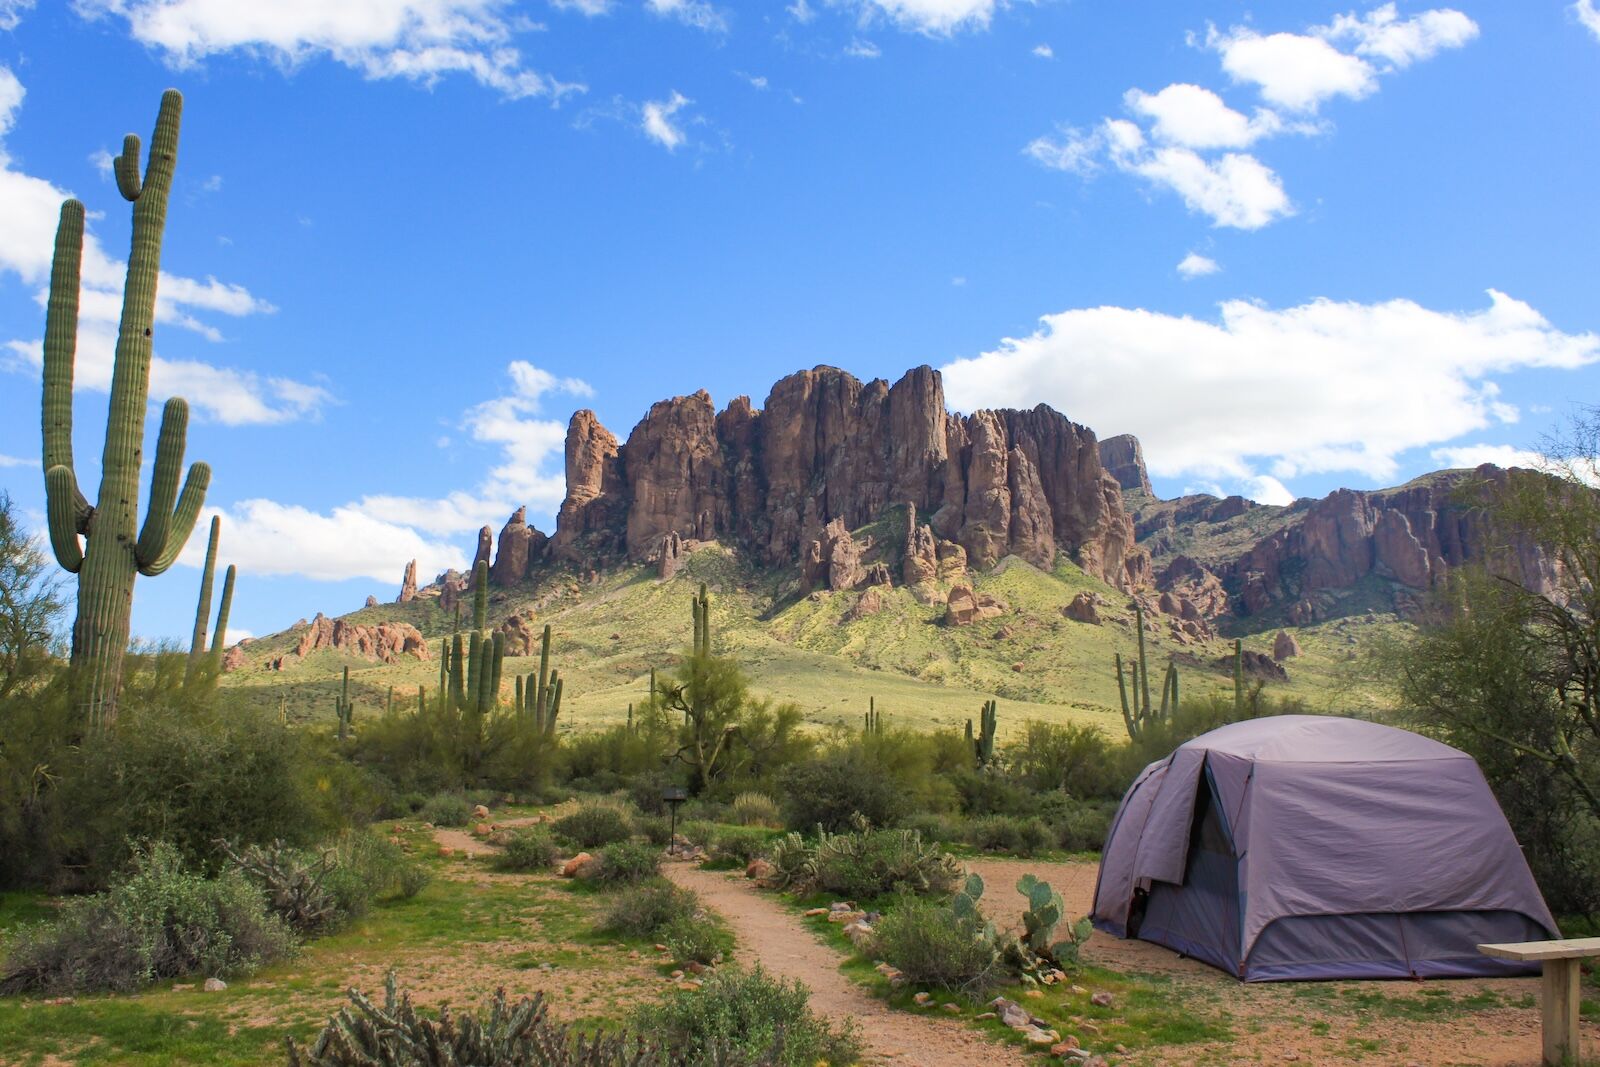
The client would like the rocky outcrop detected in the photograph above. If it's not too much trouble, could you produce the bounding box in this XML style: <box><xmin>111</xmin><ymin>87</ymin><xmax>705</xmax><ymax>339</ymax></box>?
<box><xmin>397</xmin><ymin>560</ymin><xmax>418</xmax><ymax>603</ymax></box>
<box><xmin>551</xmin><ymin>410</ymin><xmax>624</xmax><ymax>562</ymax></box>
<box><xmin>284</xmin><ymin>612</ymin><xmax>430</xmax><ymax>665</ymax></box>
<box><xmin>657</xmin><ymin>531</ymin><xmax>686</xmax><ymax>581</ymax></box>
<box><xmin>849</xmin><ymin>587</ymin><xmax>886</xmax><ymax>620</ymax></box>
<box><xmin>1158</xmin><ymin>556</ymin><xmax>1229</xmax><ymax>619</ymax></box>
<box><xmin>1222</xmin><ymin>648</ymin><xmax>1289</xmax><ymax>682</ymax></box>
<box><xmin>364</xmin><ymin>595</ymin><xmax>378</xmax><ymax>608</ymax></box>
<box><xmin>471</xmin><ymin>526</ymin><xmax>493</xmax><ymax>576</ymax></box>
<box><xmin>1273</xmin><ymin>630</ymin><xmax>1301</xmax><ymax>660</ymax></box>
<box><xmin>1099</xmin><ymin>434</ymin><xmax>1153</xmax><ymax>496</ymax></box>
<box><xmin>802</xmin><ymin>517</ymin><xmax>868</xmax><ymax>593</ymax></box>
<box><xmin>497</xmin><ymin>612</ymin><xmax>539</xmax><ymax>657</ymax></box>
<box><xmin>548</xmin><ymin>365</ymin><xmax>1149</xmax><ymax>592</ymax></box>
<box><xmin>1063</xmin><ymin>591</ymin><xmax>1103</xmax><ymax>624</ymax></box>
<box><xmin>491</xmin><ymin>507</ymin><xmax>547</xmax><ymax>587</ymax></box>
<box><xmin>1220</xmin><ymin>467</ymin><xmax>1560</xmax><ymax>618</ymax></box>
<box><xmin>903</xmin><ymin>503</ymin><xmax>940</xmax><ymax>586</ymax></box>
<box><xmin>944</xmin><ymin>584</ymin><xmax>1008</xmax><ymax>626</ymax></box>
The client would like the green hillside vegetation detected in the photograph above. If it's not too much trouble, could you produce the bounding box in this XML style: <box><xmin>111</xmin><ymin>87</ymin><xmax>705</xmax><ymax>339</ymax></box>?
<box><xmin>220</xmin><ymin>531</ymin><xmax>1402</xmax><ymax>736</ymax></box>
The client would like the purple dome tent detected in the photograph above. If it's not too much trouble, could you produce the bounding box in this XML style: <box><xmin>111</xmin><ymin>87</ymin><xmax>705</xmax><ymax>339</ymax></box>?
<box><xmin>1092</xmin><ymin>715</ymin><xmax>1558</xmax><ymax>981</ymax></box>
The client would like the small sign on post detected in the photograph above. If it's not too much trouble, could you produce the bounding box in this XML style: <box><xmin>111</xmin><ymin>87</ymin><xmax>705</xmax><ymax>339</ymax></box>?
<box><xmin>662</xmin><ymin>786</ymin><xmax>688</xmax><ymax>856</ymax></box>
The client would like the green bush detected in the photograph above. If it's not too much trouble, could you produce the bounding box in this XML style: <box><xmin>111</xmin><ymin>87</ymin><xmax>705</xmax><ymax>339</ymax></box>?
<box><xmin>0</xmin><ymin>841</ymin><xmax>294</xmax><ymax>995</ymax></box>
<box><xmin>493</xmin><ymin>827</ymin><xmax>561</xmax><ymax>872</ymax></box>
<box><xmin>628</xmin><ymin>769</ymin><xmax>680</xmax><ymax>816</ymax></box>
<box><xmin>586</xmin><ymin>841</ymin><xmax>661</xmax><ymax>885</ymax></box>
<box><xmin>599</xmin><ymin>878</ymin><xmax>699</xmax><ymax>940</ymax></box>
<box><xmin>635</xmin><ymin>815</ymin><xmax>672</xmax><ymax>846</ymax></box>
<box><xmin>631</xmin><ymin>965</ymin><xmax>860</xmax><ymax>1067</ymax></box>
<box><xmin>898</xmin><ymin>812</ymin><xmax>962</xmax><ymax>843</ymax></box>
<box><xmin>418</xmin><ymin>793</ymin><xmax>472</xmax><ymax>829</ymax></box>
<box><xmin>662</xmin><ymin>914</ymin><xmax>730</xmax><ymax>965</ymax></box>
<box><xmin>730</xmin><ymin>792</ymin><xmax>781</xmax><ymax>827</ymax></box>
<box><xmin>808</xmin><ymin>824</ymin><xmax>961</xmax><ymax>899</ymax></box>
<box><xmin>222</xmin><ymin>831</ymin><xmax>424</xmax><ymax>936</ymax></box>
<box><xmin>1005</xmin><ymin>721</ymin><xmax>1122</xmax><ymax>799</ymax></box>
<box><xmin>964</xmin><ymin>814</ymin><xmax>1053</xmax><ymax>856</ymax></box>
<box><xmin>1050</xmin><ymin>799</ymin><xmax>1116</xmax><ymax>853</ymax></box>
<box><xmin>709</xmin><ymin>826</ymin><xmax>774</xmax><ymax>866</ymax></box>
<box><xmin>867</xmin><ymin>894</ymin><xmax>1003</xmax><ymax>994</ymax></box>
<box><xmin>552</xmin><ymin>803</ymin><xmax>633</xmax><ymax>848</ymax></box>
<box><xmin>777</xmin><ymin>752</ymin><xmax>904</xmax><ymax>832</ymax></box>
<box><xmin>59</xmin><ymin>689</ymin><xmax>351</xmax><ymax>886</ymax></box>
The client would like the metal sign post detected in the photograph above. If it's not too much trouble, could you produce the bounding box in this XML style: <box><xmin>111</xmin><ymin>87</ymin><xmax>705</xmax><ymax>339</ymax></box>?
<box><xmin>662</xmin><ymin>786</ymin><xmax>688</xmax><ymax>855</ymax></box>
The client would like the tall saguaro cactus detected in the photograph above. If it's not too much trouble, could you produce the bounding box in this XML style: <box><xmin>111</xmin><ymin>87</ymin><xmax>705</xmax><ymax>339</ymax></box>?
<box><xmin>185</xmin><ymin>515</ymin><xmax>235</xmax><ymax>684</ymax></box>
<box><xmin>42</xmin><ymin>90</ymin><xmax>209</xmax><ymax>727</ymax></box>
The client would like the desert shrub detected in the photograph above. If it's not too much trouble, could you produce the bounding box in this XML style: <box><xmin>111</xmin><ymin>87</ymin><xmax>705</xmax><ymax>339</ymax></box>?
<box><xmin>635</xmin><ymin>815</ymin><xmax>673</xmax><ymax>846</ymax></box>
<box><xmin>287</xmin><ymin>972</ymin><xmax>664</xmax><ymax>1066</ymax></box>
<box><xmin>964</xmin><ymin>814</ymin><xmax>1053</xmax><ymax>856</ymax></box>
<box><xmin>599</xmin><ymin>878</ymin><xmax>699</xmax><ymax>940</ymax></box>
<box><xmin>58</xmin><ymin>689</ymin><xmax>349</xmax><ymax>886</ymax></box>
<box><xmin>493</xmin><ymin>827</ymin><xmax>561</xmax><ymax>872</ymax></box>
<box><xmin>681</xmin><ymin>797</ymin><xmax>732</xmax><ymax>824</ymax></box>
<box><xmin>898</xmin><ymin>812</ymin><xmax>962</xmax><ymax>843</ymax></box>
<box><xmin>0</xmin><ymin>841</ymin><xmax>293</xmax><ymax>995</ymax></box>
<box><xmin>553</xmin><ymin>803</ymin><xmax>633</xmax><ymax>848</ymax></box>
<box><xmin>867</xmin><ymin>895</ymin><xmax>1003</xmax><ymax>994</ymax></box>
<box><xmin>418</xmin><ymin>793</ymin><xmax>472</xmax><ymax>828</ymax></box>
<box><xmin>777</xmin><ymin>751</ymin><xmax>903</xmax><ymax>832</ymax></box>
<box><xmin>1005</xmin><ymin>721</ymin><xmax>1121</xmax><ymax>799</ymax></box>
<box><xmin>730</xmin><ymin>792</ymin><xmax>781</xmax><ymax>827</ymax></box>
<box><xmin>560</xmin><ymin>724</ymin><xmax>671</xmax><ymax>789</ymax></box>
<box><xmin>709</xmin><ymin>827</ymin><xmax>774</xmax><ymax>866</ymax></box>
<box><xmin>632</xmin><ymin>965</ymin><xmax>860</xmax><ymax>1067</ymax></box>
<box><xmin>1050</xmin><ymin>799</ymin><xmax>1116</xmax><ymax>853</ymax></box>
<box><xmin>680</xmin><ymin>819</ymin><xmax>717</xmax><ymax>849</ymax></box>
<box><xmin>627</xmin><ymin>769</ymin><xmax>680</xmax><ymax>816</ymax></box>
<box><xmin>586</xmin><ymin>841</ymin><xmax>661</xmax><ymax>885</ymax></box>
<box><xmin>948</xmin><ymin>767</ymin><xmax>1033</xmax><ymax>817</ymax></box>
<box><xmin>662</xmin><ymin>914</ymin><xmax>730</xmax><ymax>966</ymax></box>
<box><xmin>223</xmin><ymin>831</ymin><xmax>424</xmax><ymax>936</ymax></box>
<box><xmin>808</xmin><ymin>823</ymin><xmax>960</xmax><ymax>899</ymax></box>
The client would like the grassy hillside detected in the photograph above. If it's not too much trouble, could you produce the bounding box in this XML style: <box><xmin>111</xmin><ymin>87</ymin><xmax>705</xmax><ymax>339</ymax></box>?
<box><xmin>220</xmin><ymin>538</ymin><xmax>1403</xmax><ymax>739</ymax></box>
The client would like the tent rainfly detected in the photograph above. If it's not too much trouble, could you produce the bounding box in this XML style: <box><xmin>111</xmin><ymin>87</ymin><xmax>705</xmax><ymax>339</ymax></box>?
<box><xmin>1092</xmin><ymin>715</ymin><xmax>1558</xmax><ymax>981</ymax></box>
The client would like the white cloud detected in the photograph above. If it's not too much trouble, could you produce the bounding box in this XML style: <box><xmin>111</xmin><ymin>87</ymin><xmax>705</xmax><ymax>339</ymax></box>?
<box><xmin>0</xmin><ymin>65</ymin><xmax>323</xmax><ymax>425</ymax></box>
<box><xmin>788</xmin><ymin>0</ymin><xmax>815</xmax><ymax>22</ymax></box>
<box><xmin>1576</xmin><ymin>0</ymin><xmax>1600</xmax><ymax>41</ymax></box>
<box><xmin>1100</xmin><ymin>120</ymin><xmax>1291</xmax><ymax>229</ymax></box>
<box><xmin>1207</xmin><ymin>25</ymin><xmax>1376</xmax><ymax>112</ymax></box>
<box><xmin>0</xmin><ymin>452</ymin><xmax>31</xmax><ymax>467</ymax></box>
<box><xmin>1316</xmin><ymin>4</ymin><xmax>1478</xmax><ymax>68</ymax></box>
<box><xmin>73</xmin><ymin>0</ymin><xmax>582</xmax><ymax>101</ymax></box>
<box><xmin>645</xmin><ymin>0</ymin><xmax>727</xmax><ymax>33</ymax></box>
<box><xmin>0</xmin><ymin>0</ymin><xmax>32</xmax><ymax>32</ymax></box>
<box><xmin>1429</xmin><ymin>444</ymin><xmax>1547</xmax><ymax>471</ymax></box>
<box><xmin>1124</xmin><ymin>84</ymin><xmax>1286</xmax><ymax>150</ymax></box>
<box><xmin>1024</xmin><ymin>125</ymin><xmax>1102</xmax><ymax>176</ymax></box>
<box><xmin>641</xmin><ymin>91</ymin><xmax>690</xmax><ymax>150</ymax></box>
<box><xmin>1032</xmin><ymin>43</ymin><xmax>1052</xmax><ymax>59</ymax></box>
<box><xmin>858</xmin><ymin>0</ymin><xmax>994</xmax><ymax>35</ymax></box>
<box><xmin>1243</xmin><ymin>474</ymin><xmax>1295</xmax><ymax>506</ymax></box>
<box><xmin>940</xmin><ymin>291</ymin><xmax>1599</xmax><ymax>494</ymax></box>
<box><xmin>225</xmin><ymin>628</ymin><xmax>253</xmax><ymax>642</ymax></box>
<box><xmin>844</xmin><ymin>37</ymin><xmax>881</xmax><ymax>58</ymax></box>
<box><xmin>181</xmin><ymin>361</ymin><xmax>589</xmax><ymax>583</ymax></box>
<box><xmin>184</xmin><ymin>499</ymin><xmax>468</xmax><ymax>583</ymax></box>
<box><xmin>1176</xmin><ymin>252</ymin><xmax>1220</xmax><ymax>278</ymax></box>
<box><xmin>738</xmin><ymin>71</ymin><xmax>769</xmax><ymax>89</ymax></box>
<box><xmin>550</xmin><ymin>0</ymin><xmax>611</xmax><ymax>13</ymax></box>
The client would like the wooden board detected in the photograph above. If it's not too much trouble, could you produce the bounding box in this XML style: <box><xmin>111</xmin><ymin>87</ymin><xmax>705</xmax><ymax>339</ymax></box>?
<box><xmin>1477</xmin><ymin>937</ymin><xmax>1600</xmax><ymax>962</ymax></box>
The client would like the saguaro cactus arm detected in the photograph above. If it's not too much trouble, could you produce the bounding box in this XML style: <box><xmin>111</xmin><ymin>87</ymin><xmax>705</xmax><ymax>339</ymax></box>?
<box><xmin>187</xmin><ymin>515</ymin><xmax>219</xmax><ymax>678</ymax></box>
<box><xmin>209</xmin><ymin>564</ymin><xmax>235</xmax><ymax>666</ymax></box>
<box><xmin>136</xmin><ymin>398</ymin><xmax>210</xmax><ymax>576</ymax></box>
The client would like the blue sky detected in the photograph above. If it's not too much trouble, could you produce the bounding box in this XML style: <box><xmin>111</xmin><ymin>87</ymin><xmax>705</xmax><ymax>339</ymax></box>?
<box><xmin>0</xmin><ymin>0</ymin><xmax>1596</xmax><ymax>643</ymax></box>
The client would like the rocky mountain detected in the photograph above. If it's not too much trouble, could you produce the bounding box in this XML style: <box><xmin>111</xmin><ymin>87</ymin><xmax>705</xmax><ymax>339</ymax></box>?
<box><xmin>397</xmin><ymin>363</ymin><xmax>1555</xmax><ymax>631</ymax></box>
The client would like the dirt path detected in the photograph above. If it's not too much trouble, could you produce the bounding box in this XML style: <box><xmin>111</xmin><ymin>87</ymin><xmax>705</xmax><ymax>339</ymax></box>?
<box><xmin>665</xmin><ymin>863</ymin><xmax>1028</xmax><ymax>1067</ymax></box>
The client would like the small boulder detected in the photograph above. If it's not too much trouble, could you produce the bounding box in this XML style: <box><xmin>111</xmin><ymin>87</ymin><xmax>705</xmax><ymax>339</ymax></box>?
<box><xmin>745</xmin><ymin>858</ymin><xmax>776</xmax><ymax>882</ymax></box>
<box><xmin>1273</xmin><ymin>629</ymin><xmax>1302</xmax><ymax>660</ymax></box>
<box><xmin>561</xmin><ymin>852</ymin><xmax>595</xmax><ymax>877</ymax></box>
<box><xmin>1090</xmin><ymin>990</ymin><xmax>1114</xmax><ymax>1007</ymax></box>
<box><xmin>1063</xmin><ymin>591</ymin><xmax>1102</xmax><ymax>625</ymax></box>
<box><xmin>204</xmin><ymin>977</ymin><xmax>228</xmax><ymax>992</ymax></box>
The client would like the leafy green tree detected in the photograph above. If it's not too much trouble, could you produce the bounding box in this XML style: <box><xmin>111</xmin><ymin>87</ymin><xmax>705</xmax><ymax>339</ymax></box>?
<box><xmin>0</xmin><ymin>492</ymin><xmax>66</xmax><ymax>700</ymax></box>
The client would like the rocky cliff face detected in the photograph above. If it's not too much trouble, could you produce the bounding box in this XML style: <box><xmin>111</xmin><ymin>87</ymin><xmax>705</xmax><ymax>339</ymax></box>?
<box><xmin>1192</xmin><ymin>466</ymin><xmax>1560</xmax><ymax>621</ymax></box>
<box><xmin>543</xmin><ymin>365</ymin><xmax>1150</xmax><ymax>592</ymax></box>
<box><xmin>1098</xmin><ymin>434</ymin><xmax>1153</xmax><ymax>496</ymax></box>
